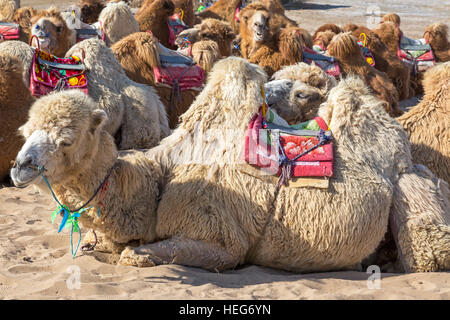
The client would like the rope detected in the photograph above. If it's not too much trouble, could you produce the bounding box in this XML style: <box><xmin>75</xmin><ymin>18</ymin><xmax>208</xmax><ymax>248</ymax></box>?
<box><xmin>39</xmin><ymin>165</ymin><xmax>114</xmax><ymax>258</ymax></box>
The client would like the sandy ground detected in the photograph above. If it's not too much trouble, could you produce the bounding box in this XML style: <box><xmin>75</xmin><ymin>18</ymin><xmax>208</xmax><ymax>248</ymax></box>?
<box><xmin>1</xmin><ymin>1</ymin><xmax>449</xmax><ymax>300</ymax></box>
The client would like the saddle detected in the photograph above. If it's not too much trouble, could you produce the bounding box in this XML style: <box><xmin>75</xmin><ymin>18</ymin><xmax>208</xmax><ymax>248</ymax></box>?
<box><xmin>29</xmin><ymin>36</ymin><xmax>88</xmax><ymax>98</ymax></box>
<box><xmin>75</xmin><ymin>28</ymin><xmax>102</xmax><ymax>43</ymax></box>
<box><xmin>357</xmin><ymin>33</ymin><xmax>375</xmax><ymax>67</ymax></box>
<box><xmin>397</xmin><ymin>32</ymin><xmax>435</xmax><ymax>74</ymax></box>
<box><xmin>243</xmin><ymin>98</ymin><xmax>334</xmax><ymax>183</ymax></box>
<box><xmin>167</xmin><ymin>11</ymin><xmax>189</xmax><ymax>47</ymax></box>
<box><xmin>302</xmin><ymin>46</ymin><xmax>340</xmax><ymax>77</ymax></box>
<box><xmin>0</xmin><ymin>22</ymin><xmax>20</xmax><ymax>41</ymax></box>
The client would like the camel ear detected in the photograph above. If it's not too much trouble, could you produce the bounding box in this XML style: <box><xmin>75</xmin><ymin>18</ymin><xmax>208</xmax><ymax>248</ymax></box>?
<box><xmin>90</xmin><ymin>109</ymin><xmax>107</xmax><ymax>133</ymax></box>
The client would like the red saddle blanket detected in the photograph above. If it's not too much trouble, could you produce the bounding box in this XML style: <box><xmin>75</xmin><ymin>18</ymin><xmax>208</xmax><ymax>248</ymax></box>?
<box><xmin>0</xmin><ymin>22</ymin><xmax>20</xmax><ymax>40</ymax></box>
<box><xmin>30</xmin><ymin>46</ymin><xmax>88</xmax><ymax>98</ymax></box>
<box><xmin>397</xmin><ymin>32</ymin><xmax>435</xmax><ymax>73</ymax></box>
<box><xmin>244</xmin><ymin>108</ymin><xmax>334</xmax><ymax>178</ymax></box>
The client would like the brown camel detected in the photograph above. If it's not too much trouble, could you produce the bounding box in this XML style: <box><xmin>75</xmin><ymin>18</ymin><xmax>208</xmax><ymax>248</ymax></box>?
<box><xmin>12</xmin><ymin>6</ymin><xmax>37</xmax><ymax>43</ymax></box>
<box><xmin>78</xmin><ymin>0</ymin><xmax>106</xmax><ymax>25</ymax></box>
<box><xmin>238</xmin><ymin>3</ymin><xmax>303</xmax><ymax>77</ymax></box>
<box><xmin>135</xmin><ymin>0</ymin><xmax>175</xmax><ymax>48</ymax></box>
<box><xmin>0</xmin><ymin>54</ymin><xmax>35</xmax><ymax>182</ymax></box>
<box><xmin>327</xmin><ymin>32</ymin><xmax>402</xmax><ymax>117</ymax></box>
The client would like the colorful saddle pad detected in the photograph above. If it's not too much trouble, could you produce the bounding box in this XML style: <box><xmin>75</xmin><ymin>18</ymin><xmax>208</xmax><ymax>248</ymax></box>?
<box><xmin>397</xmin><ymin>33</ymin><xmax>435</xmax><ymax>73</ymax></box>
<box><xmin>302</xmin><ymin>46</ymin><xmax>340</xmax><ymax>77</ymax></box>
<box><xmin>30</xmin><ymin>48</ymin><xmax>88</xmax><ymax>98</ymax></box>
<box><xmin>244</xmin><ymin>106</ymin><xmax>334</xmax><ymax>178</ymax></box>
<box><xmin>167</xmin><ymin>12</ymin><xmax>189</xmax><ymax>47</ymax></box>
<box><xmin>0</xmin><ymin>22</ymin><xmax>20</xmax><ymax>40</ymax></box>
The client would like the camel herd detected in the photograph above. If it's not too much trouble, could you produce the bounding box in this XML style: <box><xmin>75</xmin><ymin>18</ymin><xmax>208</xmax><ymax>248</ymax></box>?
<box><xmin>0</xmin><ymin>0</ymin><xmax>449</xmax><ymax>273</ymax></box>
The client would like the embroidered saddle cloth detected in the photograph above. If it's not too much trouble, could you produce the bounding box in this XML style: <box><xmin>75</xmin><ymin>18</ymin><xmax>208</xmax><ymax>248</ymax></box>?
<box><xmin>30</xmin><ymin>47</ymin><xmax>88</xmax><ymax>98</ymax></box>
<box><xmin>244</xmin><ymin>107</ymin><xmax>334</xmax><ymax>178</ymax></box>
<box><xmin>397</xmin><ymin>33</ymin><xmax>435</xmax><ymax>73</ymax></box>
<box><xmin>167</xmin><ymin>12</ymin><xmax>189</xmax><ymax>47</ymax></box>
<box><xmin>154</xmin><ymin>42</ymin><xmax>204</xmax><ymax>91</ymax></box>
<box><xmin>0</xmin><ymin>22</ymin><xmax>20</xmax><ymax>40</ymax></box>
<box><xmin>302</xmin><ymin>46</ymin><xmax>340</xmax><ymax>77</ymax></box>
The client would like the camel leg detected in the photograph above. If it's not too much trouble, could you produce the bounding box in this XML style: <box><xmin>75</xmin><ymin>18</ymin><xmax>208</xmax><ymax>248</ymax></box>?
<box><xmin>119</xmin><ymin>236</ymin><xmax>239</xmax><ymax>272</ymax></box>
<box><xmin>391</xmin><ymin>165</ymin><xmax>450</xmax><ymax>272</ymax></box>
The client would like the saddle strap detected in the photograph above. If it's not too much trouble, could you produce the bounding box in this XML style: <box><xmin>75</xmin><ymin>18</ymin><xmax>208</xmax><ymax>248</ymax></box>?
<box><xmin>37</xmin><ymin>57</ymin><xmax>86</xmax><ymax>71</ymax></box>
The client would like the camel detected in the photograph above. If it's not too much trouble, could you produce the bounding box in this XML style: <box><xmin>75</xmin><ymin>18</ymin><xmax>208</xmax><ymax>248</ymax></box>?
<box><xmin>10</xmin><ymin>90</ymin><xmax>161</xmax><ymax>248</ymax></box>
<box><xmin>312</xmin><ymin>23</ymin><xmax>342</xmax><ymax>42</ymax></box>
<box><xmin>0</xmin><ymin>38</ymin><xmax>170</xmax><ymax>150</ymax></box>
<box><xmin>424</xmin><ymin>23</ymin><xmax>450</xmax><ymax>62</ymax></box>
<box><xmin>196</xmin><ymin>0</ymin><xmax>248</xmax><ymax>32</ymax></box>
<box><xmin>173</xmin><ymin>0</ymin><xmax>195</xmax><ymax>28</ymax></box>
<box><xmin>344</xmin><ymin>24</ymin><xmax>412</xmax><ymax>100</ymax></box>
<box><xmin>29</xmin><ymin>7</ymin><xmax>76</xmax><ymax>57</ymax></box>
<box><xmin>98</xmin><ymin>1</ymin><xmax>140</xmax><ymax>47</ymax></box>
<box><xmin>327</xmin><ymin>32</ymin><xmax>402</xmax><ymax>117</ymax></box>
<box><xmin>238</xmin><ymin>3</ymin><xmax>303</xmax><ymax>77</ymax></box>
<box><xmin>397</xmin><ymin>62</ymin><xmax>450</xmax><ymax>185</ymax></box>
<box><xmin>111</xmin><ymin>31</ymin><xmax>207</xmax><ymax>128</ymax></box>
<box><xmin>381</xmin><ymin>13</ymin><xmax>400</xmax><ymax>27</ymax></box>
<box><xmin>78</xmin><ymin>0</ymin><xmax>106</xmax><ymax>25</ymax></box>
<box><xmin>11</xmin><ymin>57</ymin><xmax>450</xmax><ymax>273</ymax></box>
<box><xmin>13</xmin><ymin>7</ymin><xmax>38</xmax><ymax>43</ymax></box>
<box><xmin>0</xmin><ymin>0</ymin><xmax>19</xmax><ymax>22</ymax></box>
<box><xmin>176</xmin><ymin>18</ymin><xmax>236</xmax><ymax>57</ymax></box>
<box><xmin>0</xmin><ymin>54</ymin><xmax>34</xmax><ymax>182</ymax></box>
<box><xmin>135</xmin><ymin>0</ymin><xmax>175</xmax><ymax>48</ymax></box>
<box><xmin>264</xmin><ymin>62</ymin><xmax>337</xmax><ymax>124</ymax></box>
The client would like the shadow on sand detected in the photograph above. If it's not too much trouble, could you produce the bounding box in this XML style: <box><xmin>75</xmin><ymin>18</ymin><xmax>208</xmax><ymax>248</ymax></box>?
<box><xmin>285</xmin><ymin>2</ymin><xmax>351</xmax><ymax>11</ymax></box>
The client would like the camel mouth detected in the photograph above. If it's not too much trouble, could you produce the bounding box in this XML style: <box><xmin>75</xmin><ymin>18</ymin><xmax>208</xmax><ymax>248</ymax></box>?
<box><xmin>10</xmin><ymin>166</ymin><xmax>40</xmax><ymax>189</ymax></box>
<box><xmin>254</xmin><ymin>32</ymin><xmax>264</xmax><ymax>41</ymax></box>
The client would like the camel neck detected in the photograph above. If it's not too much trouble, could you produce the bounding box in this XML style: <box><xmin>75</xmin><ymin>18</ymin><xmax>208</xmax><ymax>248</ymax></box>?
<box><xmin>53</xmin><ymin>131</ymin><xmax>118</xmax><ymax>210</ymax></box>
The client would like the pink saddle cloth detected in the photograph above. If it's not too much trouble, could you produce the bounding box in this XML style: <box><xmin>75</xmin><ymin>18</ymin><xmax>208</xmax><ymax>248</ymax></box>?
<box><xmin>0</xmin><ymin>22</ymin><xmax>20</xmax><ymax>40</ymax></box>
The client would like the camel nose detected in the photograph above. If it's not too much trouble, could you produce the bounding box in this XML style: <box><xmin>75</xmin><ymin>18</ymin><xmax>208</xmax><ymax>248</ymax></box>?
<box><xmin>17</xmin><ymin>155</ymin><xmax>36</xmax><ymax>170</ymax></box>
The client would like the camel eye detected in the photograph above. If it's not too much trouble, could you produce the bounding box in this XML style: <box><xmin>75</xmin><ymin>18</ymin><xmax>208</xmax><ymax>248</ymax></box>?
<box><xmin>60</xmin><ymin>141</ymin><xmax>72</xmax><ymax>148</ymax></box>
<box><xmin>296</xmin><ymin>93</ymin><xmax>306</xmax><ymax>99</ymax></box>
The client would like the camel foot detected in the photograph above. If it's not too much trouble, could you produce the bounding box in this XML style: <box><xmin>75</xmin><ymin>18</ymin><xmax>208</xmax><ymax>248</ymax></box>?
<box><xmin>119</xmin><ymin>246</ymin><xmax>158</xmax><ymax>267</ymax></box>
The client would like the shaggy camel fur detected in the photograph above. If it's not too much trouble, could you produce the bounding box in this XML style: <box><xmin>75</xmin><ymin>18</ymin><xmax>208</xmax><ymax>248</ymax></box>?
<box><xmin>135</xmin><ymin>0</ymin><xmax>175</xmax><ymax>48</ymax></box>
<box><xmin>197</xmin><ymin>0</ymin><xmax>247</xmax><ymax>32</ymax></box>
<box><xmin>312</xmin><ymin>23</ymin><xmax>342</xmax><ymax>42</ymax></box>
<box><xmin>11</xmin><ymin>90</ymin><xmax>161</xmax><ymax>247</ymax></box>
<box><xmin>264</xmin><ymin>62</ymin><xmax>337</xmax><ymax>124</ymax></box>
<box><xmin>238</xmin><ymin>4</ymin><xmax>303</xmax><ymax>77</ymax></box>
<box><xmin>183</xmin><ymin>18</ymin><xmax>236</xmax><ymax>57</ymax></box>
<box><xmin>397</xmin><ymin>62</ymin><xmax>450</xmax><ymax>185</ymax></box>
<box><xmin>312</xmin><ymin>29</ymin><xmax>337</xmax><ymax>49</ymax></box>
<box><xmin>12</xmin><ymin>6</ymin><xmax>36</xmax><ymax>43</ymax></box>
<box><xmin>0</xmin><ymin>38</ymin><xmax>170</xmax><ymax>149</ymax></box>
<box><xmin>327</xmin><ymin>32</ymin><xmax>402</xmax><ymax>117</ymax></box>
<box><xmin>98</xmin><ymin>1</ymin><xmax>140</xmax><ymax>47</ymax></box>
<box><xmin>0</xmin><ymin>54</ymin><xmax>34</xmax><ymax>182</ymax></box>
<box><xmin>173</xmin><ymin>0</ymin><xmax>195</xmax><ymax>28</ymax></box>
<box><xmin>111</xmin><ymin>31</ymin><xmax>206</xmax><ymax>128</ymax></box>
<box><xmin>0</xmin><ymin>0</ymin><xmax>19</xmax><ymax>22</ymax></box>
<box><xmin>344</xmin><ymin>24</ymin><xmax>412</xmax><ymax>100</ymax></box>
<box><xmin>424</xmin><ymin>23</ymin><xmax>450</xmax><ymax>62</ymax></box>
<box><xmin>115</xmin><ymin>58</ymin><xmax>449</xmax><ymax>272</ymax></box>
<box><xmin>29</xmin><ymin>7</ymin><xmax>76</xmax><ymax>57</ymax></box>
<box><xmin>78</xmin><ymin>0</ymin><xmax>106</xmax><ymax>25</ymax></box>
<box><xmin>374</xmin><ymin>21</ymin><xmax>401</xmax><ymax>57</ymax></box>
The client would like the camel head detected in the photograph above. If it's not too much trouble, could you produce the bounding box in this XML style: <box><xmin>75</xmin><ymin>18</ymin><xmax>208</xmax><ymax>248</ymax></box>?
<box><xmin>78</xmin><ymin>0</ymin><xmax>106</xmax><ymax>24</ymax></box>
<box><xmin>264</xmin><ymin>62</ymin><xmax>337</xmax><ymax>124</ymax></box>
<box><xmin>381</xmin><ymin>13</ymin><xmax>401</xmax><ymax>27</ymax></box>
<box><xmin>424</xmin><ymin>23</ymin><xmax>449</xmax><ymax>51</ymax></box>
<box><xmin>239</xmin><ymin>3</ymin><xmax>271</xmax><ymax>45</ymax></box>
<box><xmin>11</xmin><ymin>90</ymin><xmax>110</xmax><ymax>189</ymax></box>
<box><xmin>327</xmin><ymin>32</ymin><xmax>364</xmax><ymax>63</ymax></box>
<box><xmin>175</xmin><ymin>27</ymin><xmax>200</xmax><ymax>47</ymax></box>
<box><xmin>198</xmin><ymin>18</ymin><xmax>236</xmax><ymax>57</ymax></box>
<box><xmin>30</xmin><ymin>7</ymin><xmax>76</xmax><ymax>57</ymax></box>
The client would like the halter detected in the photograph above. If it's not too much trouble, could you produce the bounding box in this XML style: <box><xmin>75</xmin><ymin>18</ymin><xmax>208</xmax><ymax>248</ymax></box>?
<box><xmin>39</xmin><ymin>165</ymin><xmax>114</xmax><ymax>258</ymax></box>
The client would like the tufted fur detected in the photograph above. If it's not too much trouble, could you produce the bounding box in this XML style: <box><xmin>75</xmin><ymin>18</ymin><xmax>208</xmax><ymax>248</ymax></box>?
<box><xmin>78</xmin><ymin>0</ymin><xmax>106</xmax><ymax>24</ymax></box>
<box><xmin>424</xmin><ymin>23</ymin><xmax>450</xmax><ymax>62</ymax></box>
<box><xmin>0</xmin><ymin>0</ymin><xmax>18</xmax><ymax>22</ymax></box>
<box><xmin>327</xmin><ymin>32</ymin><xmax>402</xmax><ymax>116</ymax></box>
<box><xmin>13</xmin><ymin>6</ymin><xmax>37</xmax><ymax>43</ymax></box>
<box><xmin>397</xmin><ymin>62</ymin><xmax>450</xmax><ymax>185</ymax></box>
<box><xmin>312</xmin><ymin>23</ymin><xmax>342</xmax><ymax>41</ymax></box>
<box><xmin>0</xmin><ymin>54</ymin><xmax>34</xmax><ymax>181</ymax></box>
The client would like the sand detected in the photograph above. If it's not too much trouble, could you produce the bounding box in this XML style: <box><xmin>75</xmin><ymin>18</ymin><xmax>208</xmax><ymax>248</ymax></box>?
<box><xmin>1</xmin><ymin>0</ymin><xmax>449</xmax><ymax>300</ymax></box>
